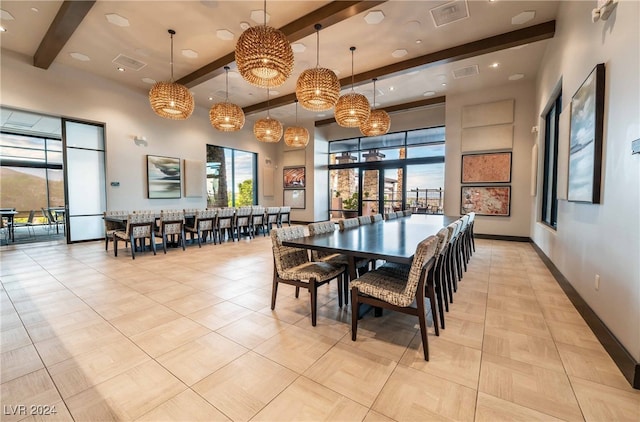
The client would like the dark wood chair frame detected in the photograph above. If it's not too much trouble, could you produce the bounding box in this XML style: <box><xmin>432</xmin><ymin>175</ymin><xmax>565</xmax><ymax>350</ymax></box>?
<box><xmin>114</xmin><ymin>221</ymin><xmax>156</xmax><ymax>259</ymax></box>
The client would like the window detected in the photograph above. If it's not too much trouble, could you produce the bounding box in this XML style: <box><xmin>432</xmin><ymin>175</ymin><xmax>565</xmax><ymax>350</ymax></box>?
<box><xmin>206</xmin><ymin>145</ymin><xmax>257</xmax><ymax>207</ymax></box>
<box><xmin>541</xmin><ymin>92</ymin><xmax>561</xmax><ymax>228</ymax></box>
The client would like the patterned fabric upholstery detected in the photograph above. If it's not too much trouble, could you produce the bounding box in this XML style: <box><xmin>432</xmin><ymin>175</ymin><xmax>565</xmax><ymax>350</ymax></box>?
<box><xmin>217</xmin><ymin>207</ymin><xmax>235</xmax><ymax>229</ymax></box>
<box><xmin>279</xmin><ymin>206</ymin><xmax>291</xmax><ymax>226</ymax></box>
<box><xmin>372</xmin><ymin>214</ymin><xmax>383</xmax><ymax>222</ymax></box>
<box><xmin>358</xmin><ymin>215</ymin><xmax>373</xmax><ymax>225</ymax></box>
<box><xmin>338</xmin><ymin>218</ymin><xmax>359</xmax><ymax>231</ymax></box>
<box><xmin>104</xmin><ymin>210</ymin><xmax>128</xmax><ymax>234</ymax></box>
<box><xmin>385</xmin><ymin>212</ymin><xmax>397</xmax><ymax>221</ymax></box>
<box><xmin>308</xmin><ymin>221</ymin><xmax>338</xmax><ymax>261</ymax></box>
<box><xmin>351</xmin><ymin>235</ymin><xmax>439</xmax><ymax>307</ymax></box>
<box><xmin>160</xmin><ymin>210</ymin><xmax>184</xmax><ymax>235</ymax></box>
<box><xmin>115</xmin><ymin>213</ymin><xmax>155</xmax><ymax>240</ymax></box>
<box><xmin>379</xmin><ymin>227</ymin><xmax>449</xmax><ymax>278</ymax></box>
<box><xmin>235</xmin><ymin>207</ymin><xmax>252</xmax><ymax>226</ymax></box>
<box><xmin>266</xmin><ymin>207</ymin><xmax>280</xmax><ymax>230</ymax></box>
<box><xmin>403</xmin><ymin>209</ymin><xmax>413</xmax><ymax>216</ymax></box>
<box><xmin>251</xmin><ymin>206</ymin><xmax>266</xmax><ymax>236</ymax></box>
<box><xmin>193</xmin><ymin>209</ymin><xmax>216</xmax><ymax>231</ymax></box>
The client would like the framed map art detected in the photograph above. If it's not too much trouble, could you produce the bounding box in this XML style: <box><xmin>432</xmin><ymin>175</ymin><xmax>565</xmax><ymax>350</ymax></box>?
<box><xmin>461</xmin><ymin>152</ymin><xmax>511</xmax><ymax>183</ymax></box>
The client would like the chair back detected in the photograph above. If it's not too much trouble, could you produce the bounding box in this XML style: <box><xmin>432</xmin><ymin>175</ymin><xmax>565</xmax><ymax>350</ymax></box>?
<box><xmin>216</xmin><ymin>207</ymin><xmax>235</xmax><ymax>229</ymax></box>
<box><xmin>395</xmin><ymin>235</ymin><xmax>439</xmax><ymax>307</ymax></box>
<box><xmin>308</xmin><ymin>221</ymin><xmax>336</xmax><ymax>236</ymax></box>
<box><xmin>125</xmin><ymin>213</ymin><xmax>155</xmax><ymax>238</ymax></box>
<box><xmin>251</xmin><ymin>206</ymin><xmax>265</xmax><ymax>225</ymax></box>
<box><xmin>372</xmin><ymin>214</ymin><xmax>383</xmax><ymax>222</ymax></box>
<box><xmin>266</xmin><ymin>207</ymin><xmax>280</xmax><ymax>225</ymax></box>
<box><xmin>104</xmin><ymin>210</ymin><xmax>128</xmax><ymax>231</ymax></box>
<box><xmin>385</xmin><ymin>212</ymin><xmax>397</xmax><ymax>221</ymax></box>
<box><xmin>271</xmin><ymin>226</ymin><xmax>309</xmax><ymax>274</ymax></box>
<box><xmin>235</xmin><ymin>206</ymin><xmax>252</xmax><ymax>225</ymax></box>
<box><xmin>358</xmin><ymin>215</ymin><xmax>373</xmax><ymax>225</ymax></box>
<box><xmin>446</xmin><ymin>222</ymin><xmax>458</xmax><ymax>245</ymax></box>
<box><xmin>195</xmin><ymin>209</ymin><xmax>216</xmax><ymax>231</ymax></box>
<box><xmin>339</xmin><ymin>218</ymin><xmax>359</xmax><ymax>231</ymax></box>
<box><xmin>435</xmin><ymin>227</ymin><xmax>450</xmax><ymax>258</ymax></box>
<box><xmin>279</xmin><ymin>206</ymin><xmax>291</xmax><ymax>225</ymax></box>
<box><xmin>160</xmin><ymin>210</ymin><xmax>184</xmax><ymax>234</ymax></box>
<box><xmin>404</xmin><ymin>209</ymin><xmax>413</xmax><ymax>216</ymax></box>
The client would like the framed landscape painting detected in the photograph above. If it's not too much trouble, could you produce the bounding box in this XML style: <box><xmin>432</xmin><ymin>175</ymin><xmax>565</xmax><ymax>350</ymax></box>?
<box><xmin>461</xmin><ymin>186</ymin><xmax>510</xmax><ymax>216</ymax></box>
<box><xmin>461</xmin><ymin>152</ymin><xmax>512</xmax><ymax>183</ymax></box>
<box><xmin>147</xmin><ymin>155</ymin><xmax>181</xmax><ymax>199</ymax></box>
<box><xmin>567</xmin><ymin>63</ymin><xmax>605</xmax><ymax>203</ymax></box>
<box><xmin>283</xmin><ymin>166</ymin><xmax>306</xmax><ymax>189</ymax></box>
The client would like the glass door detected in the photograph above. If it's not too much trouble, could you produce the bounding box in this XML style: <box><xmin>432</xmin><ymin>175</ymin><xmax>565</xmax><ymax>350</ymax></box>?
<box><xmin>361</xmin><ymin>169</ymin><xmax>379</xmax><ymax>217</ymax></box>
<box><xmin>383</xmin><ymin>167</ymin><xmax>404</xmax><ymax>215</ymax></box>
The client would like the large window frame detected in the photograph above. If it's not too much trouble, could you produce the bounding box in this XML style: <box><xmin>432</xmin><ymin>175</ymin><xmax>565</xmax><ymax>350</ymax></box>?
<box><xmin>541</xmin><ymin>90</ymin><xmax>562</xmax><ymax>229</ymax></box>
<box><xmin>206</xmin><ymin>145</ymin><xmax>257</xmax><ymax>207</ymax></box>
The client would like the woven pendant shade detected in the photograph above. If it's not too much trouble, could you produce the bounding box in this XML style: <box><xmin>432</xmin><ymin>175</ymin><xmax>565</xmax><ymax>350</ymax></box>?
<box><xmin>295</xmin><ymin>24</ymin><xmax>340</xmax><ymax>111</ymax></box>
<box><xmin>360</xmin><ymin>79</ymin><xmax>390</xmax><ymax>136</ymax></box>
<box><xmin>284</xmin><ymin>126</ymin><xmax>309</xmax><ymax>147</ymax></box>
<box><xmin>149</xmin><ymin>30</ymin><xmax>194</xmax><ymax>120</ymax></box>
<box><xmin>210</xmin><ymin>66</ymin><xmax>245</xmax><ymax>131</ymax></box>
<box><xmin>335</xmin><ymin>92</ymin><xmax>370</xmax><ymax>127</ymax></box>
<box><xmin>254</xmin><ymin>117</ymin><xmax>283</xmax><ymax>143</ymax></box>
<box><xmin>235</xmin><ymin>24</ymin><xmax>293</xmax><ymax>88</ymax></box>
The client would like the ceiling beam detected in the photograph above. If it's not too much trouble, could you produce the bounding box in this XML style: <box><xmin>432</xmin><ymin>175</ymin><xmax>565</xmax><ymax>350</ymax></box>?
<box><xmin>177</xmin><ymin>1</ymin><xmax>387</xmax><ymax>88</ymax></box>
<box><xmin>33</xmin><ymin>1</ymin><xmax>96</xmax><ymax>69</ymax></box>
<box><xmin>244</xmin><ymin>20</ymin><xmax>556</xmax><ymax>115</ymax></box>
<box><xmin>314</xmin><ymin>96</ymin><xmax>446</xmax><ymax>127</ymax></box>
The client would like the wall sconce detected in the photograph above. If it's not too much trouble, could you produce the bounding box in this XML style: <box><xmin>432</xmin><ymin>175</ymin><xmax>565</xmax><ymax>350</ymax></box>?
<box><xmin>133</xmin><ymin>135</ymin><xmax>148</xmax><ymax>146</ymax></box>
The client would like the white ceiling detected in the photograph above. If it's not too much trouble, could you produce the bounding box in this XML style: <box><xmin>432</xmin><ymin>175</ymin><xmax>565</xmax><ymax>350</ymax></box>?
<box><xmin>0</xmin><ymin>1</ymin><xmax>560</xmax><ymax>126</ymax></box>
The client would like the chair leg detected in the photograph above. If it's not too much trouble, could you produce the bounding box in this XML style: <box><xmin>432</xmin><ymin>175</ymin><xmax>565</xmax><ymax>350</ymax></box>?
<box><xmin>129</xmin><ymin>234</ymin><xmax>136</xmax><ymax>260</ymax></box>
<box><xmin>343</xmin><ymin>272</ymin><xmax>349</xmax><ymax>306</ymax></box>
<box><xmin>337</xmin><ymin>274</ymin><xmax>344</xmax><ymax>308</ymax></box>
<box><xmin>351</xmin><ymin>286</ymin><xmax>359</xmax><ymax>341</ymax></box>
<box><xmin>114</xmin><ymin>237</ymin><xmax>118</xmax><ymax>257</ymax></box>
<box><xmin>416</xmin><ymin>293</ymin><xmax>429</xmax><ymax>361</ymax></box>
<box><xmin>271</xmin><ymin>268</ymin><xmax>279</xmax><ymax>310</ymax></box>
<box><xmin>105</xmin><ymin>235</ymin><xmax>109</xmax><ymax>251</ymax></box>
<box><xmin>295</xmin><ymin>286</ymin><xmax>300</xmax><ymax>298</ymax></box>
<box><xmin>309</xmin><ymin>280</ymin><xmax>318</xmax><ymax>326</ymax></box>
<box><xmin>426</xmin><ymin>282</ymin><xmax>439</xmax><ymax>336</ymax></box>
<box><xmin>181</xmin><ymin>229</ymin><xmax>186</xmax><ymax>251</ymax></box>
<box><xmin>150</xmin><ymin>233</ymin><xmax>156</xmax><ymax>255</ymax></box>
<box><xmin>161</xmin><ymin>233</ymin><xmax>167</xmax><ymax>254</ymax></box>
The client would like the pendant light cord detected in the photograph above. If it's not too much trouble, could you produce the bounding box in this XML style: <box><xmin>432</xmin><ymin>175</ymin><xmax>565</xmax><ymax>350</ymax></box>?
<box><xmin>169</xmin><ymin>30</ymin><xmax>175</xmax><ymax>82</ymax></box>
<box><xmin>372</xmin><ymin>78</ymin><xmax>377</xmax><ymax>110</ymax></box>
<box><xmin>350</xmin><ymin>46</ymin><xmax>356</xmax><ymax>92</ymax></box>
<box><xmin>224</xmin><ymin>66</ymin><xmax>230</xmax><ymax>102</ymax></box>
<box><xmin>315</xmin><ymin>24</ymin><xmax>322</xmax><ymax>68</ymax></box>
<box><xmin>263</xmin><ymin>0</ymin><xmax>267</xmax><ymax>26</ymax></box>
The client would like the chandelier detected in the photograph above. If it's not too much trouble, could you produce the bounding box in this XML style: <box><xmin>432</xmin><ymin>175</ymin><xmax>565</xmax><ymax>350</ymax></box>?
<box><xmin>235</xmin><ymin>0</ymin><xmax>293</xmax><ymax>88</ymax></box>
<box><xmin>360</xmin><ymin>78</ymin><xmax>390</xmax><ymax>136</ymax></box>
<box><xmin>209</xmin><ymin>66</ymin><xmax>245</xmax><ymax>131</ymax></box>
<box><xmin>334</xmin><ymin>47</ymin><xmax>370</xmax><ymax>127</ymax></box>
<box><xmin>295</xmin><ymin>24</ymin><xmax>340</xmax><ymax>111</ymax></box>
<box><xmin>254</xmin><ymin>89</ymin><xmax>283</xmax><ymax>143</ymax></box>
<box><xmin>284</xmin><ymin>100</ymin><xmax>309</xmax><ymax>148</ymax></box>
<box><xmin>149</xmin><ymin>29</ymin><xmax>194</xmax><ymax>120</ymax></box>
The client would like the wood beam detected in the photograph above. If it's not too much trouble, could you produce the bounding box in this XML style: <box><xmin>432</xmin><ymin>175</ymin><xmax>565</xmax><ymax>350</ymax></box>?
<box><xmin>33</xmin><ymin>1</ymin><xmax>96</xmax><ymax>69</ymax></box>
<box><xmin>314</xmin><ymin>96</ymin><xmax>446</xmax><ymax>127</ymax></box>
<box><xmin>177</xmin><ymin>1</ymin><xmax>387</xmax><ymax>88</ymax></box>
<box><xmin>245</xmin><ymin>20</ymin><xmax>555</xmax><ymax>115</ymax></box>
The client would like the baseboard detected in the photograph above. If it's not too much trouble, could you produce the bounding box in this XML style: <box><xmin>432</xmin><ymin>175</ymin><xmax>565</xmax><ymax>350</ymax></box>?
<box><xmin>475</xmin><ymin>233</ymin><xmax>531</xmax><ymax>242</ymax></box>
<box><xmin>531</xmin><ymin>242</ymin><xmax>640</xmax><ymax>390</ymax></box>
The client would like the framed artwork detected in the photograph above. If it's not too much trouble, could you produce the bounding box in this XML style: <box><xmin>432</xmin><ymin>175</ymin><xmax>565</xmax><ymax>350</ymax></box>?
<box><xmin>284</xmin><ymin>189</ymin><xmax>305</xmax><ymax>209</ymax></box>
<box><xmin>461</xmin><ymin>152</ymin><xmax>512</xmax><ymax>183</ymax></box>
<box><xmin>461</xmin><ymin>186</ymin><xmax>511</xmax><ymax>216</ymax></box>
<box><xmin>283</xmin><ymin>166</ymin><xmax>306</xmax><ymax>189</ymax></box>
<box><xmin>567</xmin><ymin>63</ymin><xmax>605</xmax><ymax>203</ymax></box>
<box><xmin>147</xmin><ymin>155</ymin><xmax>181</xmax><ymax>199</ymax></box>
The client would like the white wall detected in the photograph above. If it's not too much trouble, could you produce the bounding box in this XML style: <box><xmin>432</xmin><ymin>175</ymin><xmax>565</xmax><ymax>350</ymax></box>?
<box><xmin>445</xmin><ymin>81</ymin><xmax>536</xmax><ymax>237</ymax></box>
<box><xmin>0</xmin><ymin>50</ymin><xmax>282</xmax><ymax>211</ymax></box>
<box><xmin>532</xmin><ymin>1</ymin><xmax>640</xmax><ymax>360</ymax></box>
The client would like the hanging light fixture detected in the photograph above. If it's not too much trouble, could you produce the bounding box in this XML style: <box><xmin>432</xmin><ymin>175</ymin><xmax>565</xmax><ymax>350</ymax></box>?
<box><xmin>295</xmin><ymin>24</ymin><xmax>340</xmax><ymax>111</ymax></box>
<box><xmin>284</xmin><ymin>100</ymin><xmax>309</xmax><ymax>148</ymax></box>
<box><xmin>360</xmin><ymin>78</ymin><xmax>391</xmax><ymax>136</ymax></box>
<box><xmin>334</xmin><ymin>46</ymin><xmax>370</xmax><ymax>127</ymax></box>
<box><xmin>235</xmin><ymin>0</ymin><xmax>293</xmax><ymax>88</ymax></box>
<box><xmin>149</xmin><ymin>29</ymin><xmax>194</xmax><ymax>120</ymax></box>
<box><xmin>209</xmin><ymin>66</ymin><xmax>245</xmax><ymax>131</ymax></box>
<box><xmin>254</xmin><ymin>89</ymin><xmax>283</xmax><ymax>143</ymax></box>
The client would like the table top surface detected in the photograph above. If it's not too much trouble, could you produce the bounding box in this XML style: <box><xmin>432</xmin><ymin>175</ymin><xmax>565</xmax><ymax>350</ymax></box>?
<box><xmin>283</xmin><ymin>214</ymin><xmax>457</xmax><ymax>265</ymax></box>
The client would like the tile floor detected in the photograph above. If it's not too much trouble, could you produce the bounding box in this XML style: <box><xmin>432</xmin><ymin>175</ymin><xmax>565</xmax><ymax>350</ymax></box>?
<box><xmin>1</xmin><ymin>233</ymin><xmax>638</xmax><ymax>421</ymax></box>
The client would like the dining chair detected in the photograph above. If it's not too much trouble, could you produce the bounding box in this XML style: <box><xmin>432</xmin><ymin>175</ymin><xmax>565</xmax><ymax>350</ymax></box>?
<box><xmin>265</xmin><ymin>207</ymin><xmax>281</xmax><ymax>232</ymax></box>
<box><xmin>385</xmin><ymin>212</ymin><xmax>397</xmax><ymax>221</ymax></box>
<box><xmin>278</xmin><ymin>206</ymin><xmax>291</xmax><ymax>227</ymax></box>
<box><xmin>251</xmin><ymin>206</ymin><xmax>266</xmax><ymax>236</ymax></box>
<box><xmin>467</xmin><ymin>212</ymin><xmax>476</xmax><ymax>254</ymax></box>
<box><xmin>270</xmin><ymin>226</ymin><xmax>346</xmax><ymax>326</ymax></box>
<box><xmin>372</xmin><ymin>213</ymin><xmax>383</xmax><ymax>222</ymax></box>
<box><xmin>104</xmin><ymin>210</ymin><xmax>128</xmax><ymax>251</ymax></box>
<box><xmin>234</xmin><ymin>206</ymin><xmax>253</xmax><ymax>239</ymax></box>
<box><xmin>358</xmin><ymin>215</ymin><xmax>373</xmax><ymax>225</ymax></box>
<box><xmin>113</xmin><ymin>213</ymin><xmax>156</xmax><ymax>259</ymax></box>
<box><xmin>185</xmin><ymin>209</ymin><xmax>216</xmax><ymax>247</ymax></box>
<box><xmin>13</xmin><ymin>210</ymin><xmax>36</xmax><ymax>237</ymax></box>
<box><xmin>215</xmin><ymin>207</ymin><xmax>236</xmax><ymax>242</ymax></box>
<box><xmin>351</xmin><ymin>235</ymin><xmax>439</xmax><ymax>360</ymax></box>
<box><xmin>156</xmin><ymin>210</ymin><xmax>186</xmax><ymax>253</ymax></box>
<box><xmin>338</xmin><ymin>217</ymin><xmax>359</xmax><ymax>231</ymax></box>
<box><xmin>403</xmin><ymin>209</ymin><xmax>413</xmax><ymax>216</ymax></box>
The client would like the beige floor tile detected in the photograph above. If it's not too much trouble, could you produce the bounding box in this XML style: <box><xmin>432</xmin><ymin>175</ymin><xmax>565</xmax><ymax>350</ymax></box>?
<box><xmin>485</xmin><ymin>309</ymin><xmax>551</xmax><ymax>339</ymax></box>
<box><xmin>24</xmin><ymin>308</ymin><xmax>104</xmax><ymax>343</ymax></box>
<box><xmin>372</xmin><ymin>365</ymin><xmax>477</xmax><ymax>421</ymax></box>
<box><xmin>478</xmin><ymin>353</ymin><xmax>583</xmax><ymax>421</ymax></box>
<box><xmin>109</xmin><ymin>304</ymin><xmax>182</xmax><ymax>337</ymax></box>
<box><xmin>483</xmin><ymin>326</ymin><xmax>564</xmax><ymax>372</ymax></box>
<box><xmin>64</xmin><ymin>360</ymin><xmax>186</xmax><ymax>421</ymax></box>
<box><xmin>0</xmin><ymin>309</ymin><xmax>23</xmax><ymax>331</ymax></box>
<box><xmin>187</xmin><ymin>301</ymin><xmax>254</xmax><ymax>331</ymax></box>
<box><xmin>488</xmin><ymin>283</ymin><xmax>536</xmax><ymax>300</ymax></box>
<box><xmin>257</xmin><ymin>295</ymin><xmax>311</xmax><ymax>325</ymax></box>
<box><xmin>130</xmin><ymin>317</ymin><xmax>211</xmax><ymax>357</ymax></box>
<box><xmin>193</xmin><ymin>351</ymin><xmax>298</xmax><ymax>422</ymax></box>
<box><xmin>436</xmin><ymin>314</ymin><xmax>484</xmax><ymax>349</ymax></box>
<box><xmin>215</xmin><ymin>312</ymin><xmax>288</xmax><ymax>349</ymax></box>
<box><xmin>135</xmin><ymin>389</ymin><xmax>230</xmax><ymax>421</ymax></box>
<box><xmin>540</xmin><ymin>305</ymin><xmax>586</xmax><ymax>325</ymax></box>
<box><xmin>24</xmin><ymin>400</ymin><xmax>74</xmax><ymax>422</ymax></box>
<box><xmin>91</xmin><ymin>293</ymin><xmax>157</xmax><ymax>320</ymax></box>
<box><xmin>446</xmin><ymin>300</ymin><xmax>487</xmax><ymax>324</ymax></box>
<box><xmin>227</xmin><ymin>288</ymin><xmax>273</xmax><ymax>311</ymax></box>
<box><xmin>556</xmin><ymin>342</ymin><xmax>632</xmax><ymax>391</ymax></box>
<box><xmin>546</xmin><ymin>320</ymin><xmax>603</xmax><ymax>351</ymax></box>
<box><xmin>475</xmin><ymin>392</ymin><xmax>564</xmax><ymax>421</ymax></box>
<box><xmin>570</xmin><ymin>376</ymin><xmax>640</xmax><ymax>422</ymax></box>
<box><xmin>401</xmin><ymin>335</ymin><xmax>482</xmax><ymax>389</ymax></box>
<box><xmin>48</xmin><ymin>338</ymin><xmax>149</xmax><ymax>398</ymax></box>
<box><xmin>487</xmin><ymin>294</ymin><xmax>544</xmax><ymax>317</ymax></box>
<box><xmin>156</xmin><ymin>332</ymin><xmax>247</xmax><ymax>386</ymax></box>
<box><xmin>304</xmin><ymin>341</ymin><xmax>396</xmax><ymax>407</ymax></box>
<box><xmin>254</xmin><ymin>325</ymin><xmax>337</xmax><ymax>374</ymax></box>
<box><xmin>362</xmin><ymin>410</ymin><xmax>396</xmax><ymax>422</ymax></box>
<box><xmin>252</xmin><ymin>376</ymin><xmax>369</xmax><ymax>422</ymax></box>
<box><xmin>163</xmin><ymin>291</ymin><xmax>225</xmax><ymax>315</ymax></box>
<box><xmin>1</xmin><ymin>325</ymin><xmax>32</xmax><ymax>353</ymax></box>
<box><xmin>344</xmin><ymin>314</ymin><xmax>420</xmax><ymax>362</ymax></box>
<box><xmin>143</xmin><ymin>283</ymin><xmax>200</xmax><ymax>303</ymax></box>
<box><xmin>17</xmin><ymin>299</ymin><xmax>90</xmax><ymax>327</ymax></box>
<box><xmin>1</xmin><ymin>344</ymin><xmax>44</xmax><ymax>383</ymax></box>
<box><xmin>0</xmin><ymin>369</ymin><xmax>62</xmax><ymax>422</ymax></box>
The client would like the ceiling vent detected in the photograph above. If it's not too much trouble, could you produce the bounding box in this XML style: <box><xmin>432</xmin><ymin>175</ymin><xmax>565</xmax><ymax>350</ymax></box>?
<box><xmin>430</xmin><ymin>0</ymin><xmax>469</xmax><ymax>27</ymax></box>
<box><xmin>112</xmin><ymin>54</ymin><xmax>147</xmax><ymax>71</ymax></box>
<box><xmin>452</xmin><ymin>64</ymin><xmax>479</xmax><ymax>79</ymax></box>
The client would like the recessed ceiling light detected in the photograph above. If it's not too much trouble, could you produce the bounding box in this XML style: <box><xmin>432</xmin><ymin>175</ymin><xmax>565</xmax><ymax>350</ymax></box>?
<box><xmin>105</xmin><ymin>13</ymin><xmax>130</xmax><ymax>27</ymax></box>
<box><xmin>0</xmin><ymin>9</ymin><xmax>15</xmax><ymax>20</ymax></box>
<box><xmin>208</xmin><ymin>97</ymin><xmax>213</xmax><ymax>101</ymax></box>
<box><xmin>490</xmin><ymin>62</ymin><xmax>499</xmax><ymax>68</ymax></box>
<box><xmin>0</xmin><ymin>26</ymin><xmax>6</xmax><ymax>32</ymax></box>
<box><xmin>389</xmin><ymin>86</ymin><xmax>395</xmax><ymax>91</ymax></box>
<box><xmin>30</xmin><ymin>7</ymin><xmax>39</xmax><ymax>12</ymax></box>
<box><xmin>291</xmin><ymin>43</ymin><xmax>306</xmax><ymax>53</ymax></box>
<box><xmin>441</xmin><ymin>83</ymin><xmax>447</xmax><ymax>86</ymax></box>
<box><xmin>423</xmin><ymin>91</ymin><xmax>436</xmax><ymax>97</ymax></box>
<box><xmin>415</xmin><ymin>39</ymin><xmax>422</xmax><ymax>44</ymax></box>
<box><xmin>270</xmin><ymin>90</ymin><xmax>280</xmax><ymax>96</ymax></box>
<box><xmin>142</xmin><ymin>77</ymin><xmax>156</xmax><ymax>84</ymax></box>
<box><xmin>392</xmin><ymin>49</ymin><xmax>408</xmax><ymax>58</ymax></box>
<box><xmin>70</xmin><ymin>52</ymin><xmax>90</xmax><ymax>61</ymax></box>
<box><xmin>317</xmin><ymin>113</ymin><xmax>326</xmax><ymax>118</ymax></box>
<box><xmin>116</xmin><ymin>67</ymin><xmax>125</xmax><ymax>72</ymax></box>
<box><xmin>364</xmin><ymin>10</ymin><xmax>385</xmax><ymax>25</ymax></box>
<box><xmin>512</xmin><ymin>11</ymin><xmax>535</xmax><ymax>25</ymax></box>
<box><xmin>250</xmin><ymin>10</ymin><xmax>269</xmax><ymax>24</ymax></box>
<box><xmin>181</xmin><ymin>49</ymin><xmax>198</xmax><ymax>59</ymax></box>
<box><xmin>406</xmin><ymin>70</ymin><xmax>420</xmax><ymax>76</ymax></box>
<box><xmin>216</xmin><ymin>29</ymin><xmax>234</xmax><ymax>41</ymax></box>
<box><xmin>508</xmin><ymin>73</ymin><xmax>525</xmax><ymax>80</ymax></box>
<box><xmin>240</xmin><ymin>21</ymin><xmax>250</xmax><ymax>30</ymax></box>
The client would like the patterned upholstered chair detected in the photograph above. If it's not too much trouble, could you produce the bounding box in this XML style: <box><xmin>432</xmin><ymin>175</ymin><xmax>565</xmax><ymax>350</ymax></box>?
<box><xmin>467</xmin><ymin>212</ymin><xmax>476</xmax><ymax>254</ymax></box>
<box><xmin>351</xmin><ymin>235</ymin><xmax>439</xmax><ymax>360</ymax></box>
<box><xmin>338</xmin><ymin>217</ymin><xmax>359</xmax><ymax>231</ymax></box>
<box><xmin>445</xmin><ymin>220</ymin><xmax>463</xmax><ymax>297</ymax></box>
<box><xmin>104</xmin><ymin>210</ymin><xmax>128</xmax><ymax>251</ymax></box>
<box><xmin>308</xmin><ymin>221</ymin><xmax>370</xmax><ymax>306</ymax></box>
<box><xmin>385</xmin><ymin>212</ymin><xmax>398</xmax><ymax>221</ymax></box>
<box><xmin>251</xmin><ymin>206</ymin><xmax>266</xmax><ymax>236</ymax></box>
<box><xmin>185</xmin><ymin>209</ymin><xmax>216</xmax><ymax>247</ymax></box>
<box><xmin>271</xmin><ymin>226</ymin><xmax>346</xmax><ymax>326</ymax></box>
<box><xmin>156</xmin><ymin>210</ymin><xmax>186</xmax><ymax>253</ymax></box>
<box><xmin>265</xmin><ymin>207</ymin><xmax>281</xmax><ymax>232</ymax></box>
<box><xmin>215</xmin><ymin>207</ymin><xmax>236</xmax><ymax>242</ymax></box>
<box><xmin>234</xmin><ymin>207</ymin><xmax>253</xmax><ymax>239</ymax></box>
<box><xmin>358</xmin><ymin>215</ymin><xmax>373</xmax><ymax>225</ymax></box>
<box><xmin>403</xmin><ymin>209</ymin><xmax>413</xmax><ymax>216</ymax></box>
<box><xmin>278</xmin><ymin>206</ymin><xmax>291</xmax><ymax>227</ymax></box>
<box><xmin>113</xmin><ymin>213</ymin><xmax>157</xmax><ymax>259</ymax></box>
<box><xmin>372</xmin><ymin>213</ymin><xmax>383</xmax><ymax>223</ymax></box>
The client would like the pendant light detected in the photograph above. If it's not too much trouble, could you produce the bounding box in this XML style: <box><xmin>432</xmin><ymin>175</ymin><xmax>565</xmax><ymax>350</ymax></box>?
<box><xmin>209</xmin><ymin>66</ymin><xmax>245</xmax><ymax>131</ymax></box>
<box><xmin>284</xmin><ymin>100</ymin><xmax>309</xmax><ymax>148</ymax></box>
<box><xmin>334</xmin><ymin>47</ymin><xmax>370</xmax><ymax>127</ymax></box>
<box><xmin>235</xmin><ymin>0</ymin><xmax>294</xmax><ymax>88</ymax></box>
<box><xmin>254</xmin><ymin>89</ymin><xmax>283</xmax><ymax>143</ymax></box>
<box><xmin>360</xmin><ymin>78</ymin><xmax>391</xmax><ymax>136</ymax></box>
<box><xmin>295</xmin><ymin>24</ymin><xmax>340</xmax><ymax>111</ymax></box>
<box><xmin>149</xmin><ymin>29</ymin><xmax>194</xmax><ymax>120</ymax></box>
